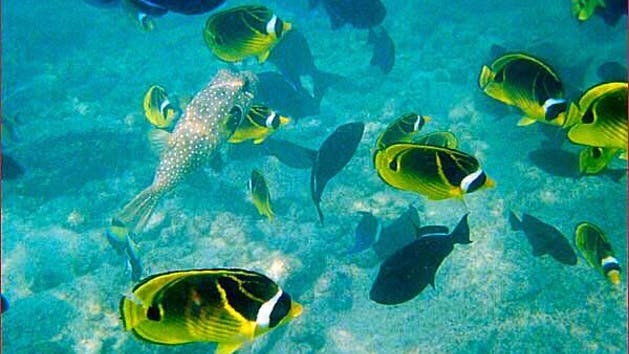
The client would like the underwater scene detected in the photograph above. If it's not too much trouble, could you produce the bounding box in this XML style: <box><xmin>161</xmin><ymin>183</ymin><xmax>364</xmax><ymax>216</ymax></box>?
<box><xmin>1</xmin><ymin>0</ymin><xmax>627</xmax><ymax>353</ymax></box>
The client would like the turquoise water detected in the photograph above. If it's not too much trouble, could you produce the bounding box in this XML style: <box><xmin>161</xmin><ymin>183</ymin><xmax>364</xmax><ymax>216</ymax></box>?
<box><xmin>1</xmin><ymin>0</ymin><xmax>627</xmax><ymax>353</ymax></box>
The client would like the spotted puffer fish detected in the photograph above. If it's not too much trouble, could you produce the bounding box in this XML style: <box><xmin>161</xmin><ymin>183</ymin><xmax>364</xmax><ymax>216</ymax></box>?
<box><xmin>115</xmin><ymin>70</ymin><xmax>257</xmax><ymax>236</ymax></box>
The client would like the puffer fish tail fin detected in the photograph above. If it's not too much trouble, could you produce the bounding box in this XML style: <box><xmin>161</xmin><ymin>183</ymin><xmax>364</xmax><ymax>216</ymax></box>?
<box><xmin>450</xmin><ymin>213</ymin><xmax>471</xmax><ymax>245</ymax></box>
<box><xmin>117</xmin><ymin>186</ymin><xmax>162</xmax><ymax>235</ymax></box>
<box><xmin>517</xmin><ymin>116</ymin><xmax>537</xmax><ymax>126</ymax></box>
<box><xmin>508</xmin><ymin>211</ymin><xmax>522</xmax><ymax>231</ymax></box>
<box><xmin>216</xmin><ymin>342</ymin><xmax>243</xmax><ymax>354</ymax></box>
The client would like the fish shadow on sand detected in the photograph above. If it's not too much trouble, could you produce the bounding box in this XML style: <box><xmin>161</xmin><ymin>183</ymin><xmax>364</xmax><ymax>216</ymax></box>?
<box><xmin>528</xmin><ymin>147</ymin><xmax>625</xmax><ymax>182</ymax></box>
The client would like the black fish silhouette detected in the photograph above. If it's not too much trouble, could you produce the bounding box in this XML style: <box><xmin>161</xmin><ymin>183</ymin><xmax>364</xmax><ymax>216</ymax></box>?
<box><xmin>311</xmin><ymin>0</ymin><xmax>386</xmax><ymax>30</ymax></box>
<box><xmin>262</xmin><ymin>138</ymin><xmax>317</xmax><ymax>169</ymax></box>
<box><xmin>347</xmin><ymin>211</ymin><xmax>381</xmax><ymax>254</ymax></box>
<box><xmin>257</xmin><ymin>71</ymin><xmax>320</xmax><ymax>120</ymax></box>
<box><xmin>372</xmin><ymin>205</ymin><xmax>421</xmax><ymax>260</ymax></box>
<box><xmin>370</xmin><ymin>214</ymin><xmax>471</xmax><ymax>305</ymax></box>
<box><xmin>509</xmin><ymin>211</ymin><xmax>577</xmax><ymax>265</ymax></box>
<box><xmin>1</xmin><ymin>154</ymin><xmax>25</xmax><ymax>180</ymax></box>
<box><xmin>368</xmin><ymin>26</ymin><xmax>395</xmax><ymax>74</ymax></box>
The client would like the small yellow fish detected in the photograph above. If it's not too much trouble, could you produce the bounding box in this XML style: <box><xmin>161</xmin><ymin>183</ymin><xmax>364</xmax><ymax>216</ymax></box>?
<box><xmin>120</xmin><ymin>268</ymin><xmax>302</xmax><ymax>354</ymax></box>
<box><xmin>578</xmin><ymin>146</ymin><xmax>619</xmax><ymax>174</ymax></box>
<box><xmin>479</xmin><ymin>53</ymin><xmax>567</xmax><ymax>126</ymax></box>
<box><xmin>565</xmin><ymin>82</ymin><xmax>627</xmax><ymax>152</ymax></box>
<box><xmin>143</xmin><ymin>85</ymin><xmax>179</xmax><ymax>130</ymax></box>
<box><xmin>375</xmin><ymin>113</ymin><xmax>431</xmax><ymax>151</ymax></box>
<box><xmin>249</xmin><ymin>169</ymin><xmax>274</xmax><ymax>220</ymax></box>
<box><xmin>572</xmin><ymin>0</ymin><xmax>606</xmax><ymax>21</ymax></box>
<box><xmin>229</xmin><ymin>104</ymin><xmax>290</xmax><ymax>144</ymax></box>
<box><xmin>374</xmin><ymin>143</ymin><xmax>495</xmax><ymax>200</ymax></box>
<box><xmin>574</xmin><ymin>222</ymin><xmax>621</xmax><ymax>285</ymax></box>
<box><xmin>203</xmin><ymin>5</ymin><xmax>291</xmax><ymax>63</ymax></box>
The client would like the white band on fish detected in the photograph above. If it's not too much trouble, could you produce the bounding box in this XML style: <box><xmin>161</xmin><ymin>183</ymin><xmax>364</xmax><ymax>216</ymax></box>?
<box><xmin>266</xmin><ymin>112</ymin><xmax>277</xmax><ymax>128</ymax></box>
<box><xmin>266</xmin><ymin>15</ymin><xmax>278</xmax><ymax>36</ymax></box>
<box><xmin>256</xmin><ymin>289</ymin><xmax>283</xmax><ymax>329</ymax></box>
<box><xmin>460</xmin><ymin>169</ymin><xmax>483</xmax><ymax>193</ymax></box>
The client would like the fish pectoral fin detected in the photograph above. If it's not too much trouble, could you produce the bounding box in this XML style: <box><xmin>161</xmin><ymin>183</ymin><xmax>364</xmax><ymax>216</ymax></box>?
<box><xmin>257</xmin><ymin>50</ymin><xmax>271</xmax><ymax>63</ymax></box>
<box><xmin>216</xmin><ymin>342</ymin><xmax>244</xmax><ymax>354</ymax></box>
<box><xmin>148</xmin><ymin>129</ymin><xmax>172</xmax><ymax>155</ymax></box>
<box><xmin>517</xmin><ymin>116</ymin><xmax>537</xmax><ymax>126</ymax></box>
<box><xmin>253</xmin><ymin>136</ymin><xmax>266</xmax><ymax>144</ymax></box>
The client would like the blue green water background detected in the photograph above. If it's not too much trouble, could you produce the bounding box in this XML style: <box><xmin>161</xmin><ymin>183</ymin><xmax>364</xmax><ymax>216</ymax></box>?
<box><xmin>1</xmin><ymin>0</ymin><xmax>627</xmax><ymax>353</ymax></box>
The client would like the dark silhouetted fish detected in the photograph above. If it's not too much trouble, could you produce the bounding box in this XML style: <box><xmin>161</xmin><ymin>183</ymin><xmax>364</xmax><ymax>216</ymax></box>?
<box><xmin>370</xmin><ymin>214</ymin><xmax>471</xmax><ymax>305</ymax></box>
<box><xmin>311</xmin><ymin>0</ymin><xmax>386</xmax><ymax>30</ymax></box>
<box><xmin>528</xmin><ymin>148</ymin><xmax>580</xmax><ymax>178</ymax></box>
<box><xmin>1</xmin><ymin>154</ymin><xmax>25</xmax><ymax>180</ymax></box>
<box><xmin>597</xmin><ymin>61</ymin><xmax>627</xmax><ymax>82</ymax></box>
<box><xmin>311</xmin><ymin>122</ymin><xmax>364</xmax><ymax>222</ymax></box>
<box><xmin>599</xmin><ymin>0</ymin><xmax>628</xmax><ymax>26</ymax></box>
<box><xmin>129</xmin><ymin>0</ymin><xmax>226</xmax><ymax>15</ymax></box>
<box><xmin>368</xmin><ymin>26</ymin><xmax>394</xmax><ymax>74</ymax></box>
<box><xmin>268</xmin><ymin>29</ymin><xmax>344</xmax><ymax>102</ymax></box>
<box><xmin>256</xmin><ymin>71</ymin><xmax>320</xmax><ymax>120</ymax></box>
<box><xmin>372</xmin><ymin>205</ymin><xmax>421</xmax><ymax>260</ymax></box>
<box><xmin>509</xmin><ymin>211</ymin><xmax>577</xmax><ymax>265</ymax></box>
<box><xmin>262</xmin><ymin>138</ymin><xmax>317</xmax><ymax>169</ymax></box>
<box><xmin>347</xmin><ymin>211</ymin><xmax>381</xmax><ymax>254</ymax></box>
<box><xmin>1</xmin><ymin>293</ymin><xmax>8</xmax><ymax>313</ymax></box>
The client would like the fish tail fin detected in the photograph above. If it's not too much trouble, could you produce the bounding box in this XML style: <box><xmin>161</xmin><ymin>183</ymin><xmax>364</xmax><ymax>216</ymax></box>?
<box><xmin>478</xmin><ymin>64</ymin><xmax>495</xmax><ymax>89</ymax></box>
<box><xmin>508</xmin><ymin>211</ymin><xmax>522</xmax><ymax>231</ymax></box>
<box><xmin>117</xmin><ymin>186</ymin><xmax>163</xmax><ymax>235</ymax></box>
<box><xmin>312</xmin><ymin>69</ymin><xmax>343</xmax><ymax>103</ymax></box>
<box><xmin>451</xmin><ymin>213</ymin><xmax>471</xmax><ymax>245</ymax></box>
<box><xmin>120</xmin><ymin>291</ymin><xmax>147</xmax><ymax>331</ymax></box>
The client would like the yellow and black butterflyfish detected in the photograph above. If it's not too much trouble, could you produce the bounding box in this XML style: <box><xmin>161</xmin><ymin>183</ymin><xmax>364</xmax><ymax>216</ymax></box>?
<box><xmin>249</xmin><ymin>169</ymin><xmax>274</xmax><ymax>221</ymax></box>
<box><xmin>143</xmin><ymin>85</ymin><xmax>179</xmax><ymax>130</ymax></box>
<box><xmin>575</xmin><ymin>222</ymin><xmax>621</xmax><ymax>285</ymax></box>
<box><xmin>203</xmin><ymin>5</ymin><xmax>291</xmax><ymax>63</ymax></box>
<box><xmin>565</xmin><ymin>82</ymin><xmax>627</xmax><ymax>153</ymax></box>
<box><xmin>120</xmin><ymin>268</ymin><xmax>302</xmax><ymax>354</ymax></box>
<box><xmin>479</xmin><ymin>53</ymin><xmax>567</xmax><ymax>126</ymax></box>
<box><xmin>229</xmin><ymin>104</ymin><xmax>290</xmax><ymax>144</ymax></box>
<box><xmin>375</xmin><ymin>113</ymin><xmax>431</xmax><ymax>151</ymax></box>
<box><xmin>578</xmin><ymin>146</ymin><xmax>619</xmax><ymax>174</ymax></box>
<box><xmin>374</xmin><ymin>143</ymin><xmax>495</xmax><ymax>200</ymax></box>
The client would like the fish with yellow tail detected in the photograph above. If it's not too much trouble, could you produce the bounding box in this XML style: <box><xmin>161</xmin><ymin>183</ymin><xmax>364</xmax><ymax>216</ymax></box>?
<box><xmin>203</xmin><ymin>5</ymin><xmax>291</xmax><ymax>63</ymax></box>
<box><xmin>565</xmin><ymin>82</ymin><xmax>627</xmax><ymax>154</ymax></box>
<box><xmin>249</xmin><ymin>169</ymin><xmax>274</xmax><ymax>221</ymax></box>
<box><xmin>479</xmin><ymin>53</ymin><xmax>567</xmax><ymax>127</ymax></box>
<box><xmin>374</xmin><ymin>143</ymin><xmax>494</xmax><ymax>200</ymax></box>
<box><xmin>143</xmin><ymin>85</ymin><xmax>180</xmax><ymax>130</ymax></box>
<box><xmin>374</xmin><ymin>112</ymin><xmax>431</xmax><ymax>151</ymax></box>
<box><xmin>229</xmin><ymin>104</ymin><xmax>290</xmax><ymax>144</ymax></box>
<box><xmin>110</xmin><ymin>70</ymin><xmax>256</xmax><ymax>275</ymax></box>
<box><xmin>120</xmin><ymin>268</ymin><xmax>302</xmax><ymax>354</ymax></box>
<box><xmin>574</xmin><ymin>222</ymin><xmax>621</xmax><ymax>285</ymax></box>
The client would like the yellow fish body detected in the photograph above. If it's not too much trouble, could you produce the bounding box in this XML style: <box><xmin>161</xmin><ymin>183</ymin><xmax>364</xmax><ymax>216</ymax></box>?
<box><xmin>578</xmin><ymin>146</ymin><xmax>619</xmax><ymax>174</ymax></box>
<box><xmin>375</xmin><ymin>113</ymin><xmax>431</xmax><ymax>151</ymax></box>
<box><xmin>114</xmin><ymin>70</ymin><xmax>256</xmax><ymax>237</ymax></box>
<box><xmin>566</xmin><ymin>82</ymin><xmax>627</xmax><ymax>151</ymax></box>
<box><xmin>143</xmin><ymin>85</ymin><xmax>179</xmax><ymax>130</ymax></box>
<box><xmin>203</xmin><ymin>5</ymin><xmax>291</xmax><ymax>63</ymax></box>
<box><xmin>249</xmin><ymin>169</ymin><xmax>274</xmax><ymax>221</ymax></box>
<box><xmin>229</xmin><ymin>104</ymin><xmax>290</xmax><ymax>144</ymax></box>
<box><xmin>479</xmin><ymin>53</ymin><xmax>567</xmax><ymax>126</ymax></box>
<box><xmin>120</xmin><ymin>268</ymin><xmax>302</xmax><ymax>354</ymax></box>
<box><xmin>574</xmin><ymin>222</ymin><xmax>621</xmax><ymax>285</ymax></box>
<box><xmin>572</xmin><ymin>0</ymin><xmax>606</xmax><ymax>21</ymax></box>
<box><xmin>374</xmin><ymin>143</ymin><xmax>495</xmax><ymax>200</ymax></box>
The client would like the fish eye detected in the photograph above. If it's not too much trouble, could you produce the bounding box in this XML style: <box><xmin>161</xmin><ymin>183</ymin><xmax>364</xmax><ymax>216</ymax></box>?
<box><xmin>147</xmin><ymin>305</ymin><xmax>161</xmax><ymax>321</ymax></box>
<box><xmin>592</xmin><ymin>147</ymin><xmax>602</xmax><ymax>159</ymax></box>
<box><xmin>388</xmin><ymin>159</ymin><xmax>398</xmax><ymax>171</ymax></box>
<box><xmin>581</xmin><ymin>110</ymin><xmax>594</xmax><ymax>124</ymax></box>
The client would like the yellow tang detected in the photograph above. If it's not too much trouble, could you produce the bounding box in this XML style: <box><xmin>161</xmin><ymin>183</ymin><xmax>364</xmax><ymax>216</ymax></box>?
<box><xmin>565</xmin><ymin>82</ymin><xmax>627</xmax><ymax>152</ymax></box>
<box><xmin>374</xmin><ymin>143</ymin><xmax>495</xmax><ymax>200</ymax></box>
<box><xmin>120</xmin><ymin>268</ymin><xmax>302</xmax><ymax>354</ymax></box>
<box><xmin>479</xmin><ymin>53</ymin><xmax>567</xmax><ymax>126</ymax></box>
<box><xmin>375</xmin><ymin>113</ymin><xmax>431</xmax><ymax>151</ymax></box>
<box><xmin>572</xmin><ymin>0</ymin><xmax>606</xmax><ymax>21</ymax></box>
<box><xmin>229</xmin><ymin>104</ymin><xmax>290</xmax><ymax>144</ymax></box>
<box><xmin>574</xmin><ymin>222</ymin><xmax>621</xmax><ymax>285</ymax></box>
<box><xmin>249</xmin><ymin>169</ymin><xmax>274</xmax><ymax>221</ymax></box>
<box><xmin>203</xmin><ymin>5</ymin><xmax>291</xmax><ymax>63</ymax></box>
<box><xmin>578</xmin><ymin>146</ymin><xmax>619</xmax><ymax>174</ymax></box>
<box><xmin>143</xmin><ymin>85</ymin><xmax>179</xmax><ymax>130</ymax></box>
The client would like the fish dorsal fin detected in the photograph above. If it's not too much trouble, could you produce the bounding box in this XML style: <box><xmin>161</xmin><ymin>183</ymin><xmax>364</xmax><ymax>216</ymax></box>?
<box><xmin>517</xmin><ymin>116</ymin><xmax>537</xmax><ymax>126</ymax></box>
<box><xmin>148</xmin><ymin>129</ymin><xmax>172</xmax><ymax>155</ymax></box>
<box><xmin>216</xmin><ymin>342</ymin><xmax>244</xmax><ymax>354</ymax></box>
<box><xmin>416</xmin><ymin>225</ymin><xmax>449</xmax><ymax>238</ymax></box>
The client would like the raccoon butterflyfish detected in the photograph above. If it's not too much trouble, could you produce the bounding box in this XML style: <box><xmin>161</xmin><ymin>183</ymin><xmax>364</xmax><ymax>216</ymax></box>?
<box><xmin>565</xmin><ymin>82</ymin><xmax>627</xmax><ymax>153</ymax></box>
<box><xmin>347</xmin><ymin>211</ymin><xmax>382</xmax><ymax>254</ymax></box>
<box><xmin>249</xmin><ymin>169</ymin><xmax>274</xmax><ymax>221</ymax></box>
<box><xmin>479</xmin><ymin>53</ymin><xmax>567</xmax><ymax>126</ymax></box>
<box><xmin>374</xmin><ymin>112</ymin><xmax>431</xmax><ymax>152</ymax></box>
<box><xmin>203</xmin><ymin>5</ymin><xmax>291</xmax><ymax>63</ymax></box>
<box><xmin>374</xmin><ymin>143</ymin><xmax>495</xmax><ymax>200</ymax></box>
<box><xmin>120</xmin><ymin>268</ymin><xmax>302</xmax><ymax>353</ymax></box>
<box><xmin>370</xmin><ymin>214</ymin><xmax>471</xmax><ymax>305</ymax></box>
<box><xmin>572</xmin><ymin>0</ymin><xmax>606</xmax><ymax>21</ymax></box>
<box><xmin>311</xmin><ymin>122</ymin><xmax>364</xmax><ymax>223</ymax></box>
<box><xmin>229</xmin><ymin>104</ymin><xmax>290</xmax><ymax>144</ymax></box>
<box><xmin>579</xmin><ymin>146</ymin><xmax>620</xmax><ymax>174</ymax></box>
<box><xmin>143</xmin><ymin>85</ymin><xmax>180</xmax><ymax>130</ymax></box>
<box><xmin>113</xmin><ymin>70</ymin><xmax>256</xmax><ymax>240</ymax></box>
<box><xmin>509</xmin><ymin>211</ymin><xmax>577</xmax><ymax>265</ymax></box>
<box><xmin>574</xmin><ymin>222</ymin><xmax>621</xmax><ymax>285</ymax></box>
